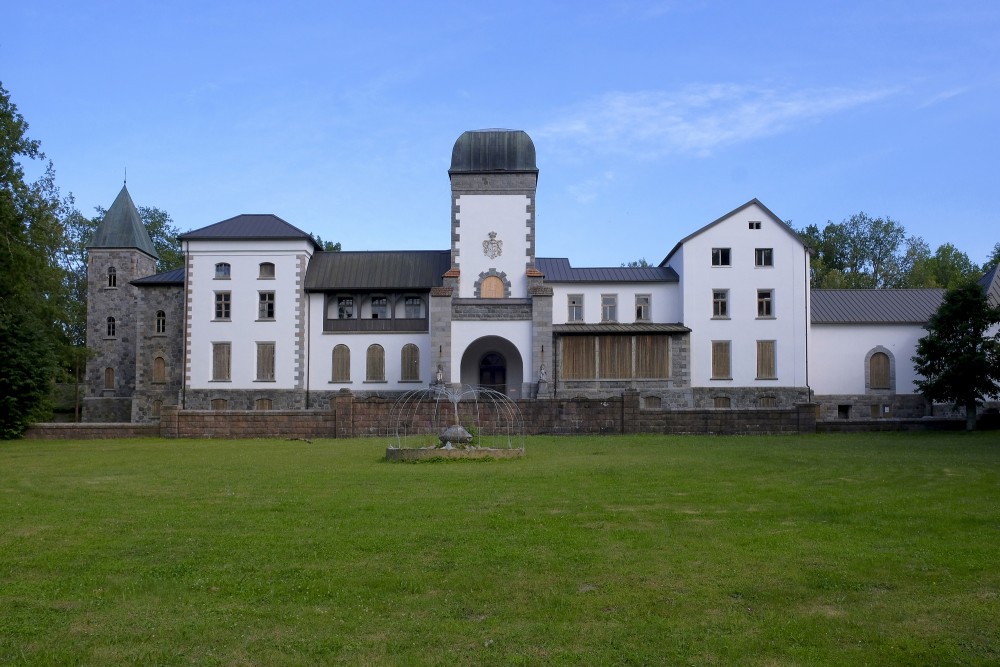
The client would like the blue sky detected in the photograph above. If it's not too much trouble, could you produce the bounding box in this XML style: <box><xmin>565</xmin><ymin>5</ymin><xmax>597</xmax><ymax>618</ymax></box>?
<box><xmin>4</xmin><ymin>1</ymin><xmax>998</xmax><ymax>266</ymax></box>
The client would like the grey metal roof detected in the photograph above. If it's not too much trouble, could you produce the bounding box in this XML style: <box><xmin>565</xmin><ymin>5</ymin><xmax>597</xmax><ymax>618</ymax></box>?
<box><xmin>449</xmin><ymin>129</ymin><xmax>537</xmax><ymax>174</ymax></box>
<box><xmin>659</xmin><ymin>198</ymin><xmax>805</xmax><ymax>266</ymax></box>
<box><xmin>87</xmin><ymin>185</ymin><xmax>159</xmax><ymax>259</ymax></box>
<box><xmin>811</xmin><ymin>289</ymin><xmax>945</xmax><ymax>324</ymax></box>
<box><xmin>979</xmin><ymin>263</ymin><xmax>1000</xmax><ymax>307</ymax></box>
<box><xmin>553</xmin><ymin>323</ymin><xmax>690</xmax><ymax>334</ymax></box>
<box><xmin>179</xmin><ymin>214</ymin><xmax>318</xmax><ymax>247</ymax></box>
<box><xmin>537</xmin><ymin>257</ymin><xmax>679</xmax><ymax>283</ymax></box>
<box><xmin>132</xmin><ymin>268</ymin><xmax>184</xmax><ymax>286</ymax></box>
<box><xmin>304</xmin><ymin>250</ymin><xmax>451</xmax><ymax>291</ymax></box>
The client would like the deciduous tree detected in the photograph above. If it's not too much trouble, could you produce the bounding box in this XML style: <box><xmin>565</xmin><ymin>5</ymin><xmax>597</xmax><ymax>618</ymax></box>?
<box><xmin>912</xmin><ymin>282</ymin><xmax>1000</xmax><ymax>431</ymax></box>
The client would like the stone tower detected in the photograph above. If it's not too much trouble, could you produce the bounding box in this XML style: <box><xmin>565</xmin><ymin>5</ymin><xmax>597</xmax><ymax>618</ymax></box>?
<box><xmin>83</xmin><ymin>185</ymin><xmax>159</xmax><ymax>422</ymax></box>
<box><xmin>430</xmin><ymin>129</ymin><xmax>552</xmax><ymax>396</ymax></box>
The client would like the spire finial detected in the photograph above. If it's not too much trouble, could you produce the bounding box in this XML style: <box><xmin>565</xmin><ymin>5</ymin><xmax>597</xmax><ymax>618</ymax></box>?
<box><xmin>124</xmin><ymin>166</ymin><xmax>127</xmax><ymax>186</ymax></box>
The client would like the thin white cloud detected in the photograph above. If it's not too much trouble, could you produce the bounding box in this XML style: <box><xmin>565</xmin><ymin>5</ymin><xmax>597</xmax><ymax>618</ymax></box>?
<box><xmin>539</xmin><ymin>84</ymin><xmax>898</xmax><ymax>158</ymax></box>
<box><xmin>918</xmin><ymin>86</ymin><xmax>970</xmax><ymax>108</ymax></box>
<box><xmin>567</xmin><ymin>171</ymin><xmax>616</xmax><ymax>204</ymax></box>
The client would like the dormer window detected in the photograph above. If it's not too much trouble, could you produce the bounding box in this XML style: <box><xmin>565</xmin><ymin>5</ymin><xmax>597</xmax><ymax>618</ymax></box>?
<box><xmin>259</xmin><ymin>262</ymin><xmax>275</xmax><ymax>279</ymax></box>
<box><xmin>107</xmin><ymin>267</ymin><xmax>117</xmax><ymax>288</ymax></box>
<box><xmin>215</xmin><ymin>263</ymin><xmax>231</xmax><ymax>279</ymax></box>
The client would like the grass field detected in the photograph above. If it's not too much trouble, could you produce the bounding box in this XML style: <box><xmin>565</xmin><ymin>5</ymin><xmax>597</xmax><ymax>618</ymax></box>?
<box><xmin>1</xmin><ymin>432</ymin><xmax>998</xmax><ymax>666</ymax></box>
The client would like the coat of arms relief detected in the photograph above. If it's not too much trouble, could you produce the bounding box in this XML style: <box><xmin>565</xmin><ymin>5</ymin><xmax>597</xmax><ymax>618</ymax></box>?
<box><xmin>483</xmin><ymin>231</ymin><xmax>503</xmax><ymax>259</ymax></box>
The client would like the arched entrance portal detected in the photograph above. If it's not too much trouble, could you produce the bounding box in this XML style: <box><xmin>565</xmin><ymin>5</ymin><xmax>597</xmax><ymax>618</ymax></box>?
<box><xmin>459</xmin><ymin>336</ymin><xmax>524</xmax><ymax>398</ymax></box>
<box><xmin>479</xmin><ymin>352</ymin><xmax>506</xmax><ymax>393</ymax></box>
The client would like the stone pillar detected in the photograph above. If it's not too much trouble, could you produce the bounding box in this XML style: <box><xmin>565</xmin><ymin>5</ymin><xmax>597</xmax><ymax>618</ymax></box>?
<box><xmin>334</xmin><ymin>389</ymin><xmax>354</xmax><ymax>439</ymax></box>
<box><xmin>623</xmin><ymin>389</ymin><xmax>641</xmax><ymax>434</ymax></box>
<box><xmin>160</xmin><ymin>404</ymin><xmax>179</xmax><ymax>439</ymax></box>
<box><xmin>529</xmin><ymin>277</ymin><xmax>553</xmax><ymax>398</ymax></box>
<box><xmin>430</xmin><ymin>278</ymin><xmax>456</xmax><ymax>385</ymax></box>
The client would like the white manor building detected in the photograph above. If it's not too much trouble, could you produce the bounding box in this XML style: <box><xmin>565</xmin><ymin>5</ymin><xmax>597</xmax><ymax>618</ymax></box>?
<box><xmin>82</xmin><ymin>129</ymin><xmax>1000</xmax><ymax>424</ymax></box>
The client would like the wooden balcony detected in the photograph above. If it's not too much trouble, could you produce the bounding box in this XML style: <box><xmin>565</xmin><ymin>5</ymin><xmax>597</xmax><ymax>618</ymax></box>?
<box><xmin>323</xmin><ymin>316</ymin><xmax>429</xmax><ymax>333</ymax></box>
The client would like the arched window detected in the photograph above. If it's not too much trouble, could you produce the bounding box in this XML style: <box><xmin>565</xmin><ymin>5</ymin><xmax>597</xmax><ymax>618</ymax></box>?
<box><xmin>155</xmin><ymin>310</ymin><xmax>166</xmax><ymax>334</ymax></box>
<box><xmin>106</xmin><ymin>317</ymin><xmax>116</xmax><ymax>338</ymax></box>
<box><xmin>104</xmin><ymin>367</ymin><xmax>115</xmax><ymax>390</ymax></box>
<box><xmin>870</xmin><ymin>352</ymin><xmax>891</xmax><ymax>390</ymax></box>
<box><xmin>153</xmin><ymin>356</ymin><xmax>166</xmax><ymax>383</ymax></box>
<box><xmin>366</xmin><ymin>344</ymin><xmax>385</xmax><ymax>382</ymax></box>
<box><xmin>255</xmin><ymin>398</ymin><xmax>273</xmax><ymax>410</ymax></box>
<box><xmin>401</xmin><ymin>344</ymin><xmax>420</xmax><ymax>381</ymax></box>
<box><xmin>259</xmin><ymin>262</ymin><xmax>275</xmax><ymax>279</ymax></box>
<box><xmin>211</xmin><ymin>398</ymin><xmax>228</xmax><ymax>410</ymax></box>
<box><xmin>215</xmin><ymin>262</ymin><xmax>231</xmax><ymax>279</ymax></box>
<box><xmin>107</xmin><ymin>267</ymin><xmax>117</xmax><ymax>288</ymax></box>
<box><xmin>332</xmin><ymin>345</ymin><xmax>351</xmax><ymax>382</ymax></box>
<box><xmin>481</xmin><ymin>275</ymin><xmax>504</xmax><ymax>299</ymax></box>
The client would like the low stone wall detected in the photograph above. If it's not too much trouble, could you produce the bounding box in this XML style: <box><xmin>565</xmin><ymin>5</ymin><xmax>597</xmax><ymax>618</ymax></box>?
<box><xmin>159</xmin><ymin>407</ymin><xmax>336</xmax><ymax>439</ymax></box>
<box><xmin>816</xmin><ymin>418</ymin><xmax>965</xmax><ymax>433</ymax></box>
<box><xmin>24</xmin><ymin>422</ymin><xmax>160</xmax><ymax>439</ymax></box>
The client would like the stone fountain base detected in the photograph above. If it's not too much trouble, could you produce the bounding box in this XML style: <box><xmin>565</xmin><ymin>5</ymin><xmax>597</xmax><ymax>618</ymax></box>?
<box><xmin>385</xmin><ymin>447</ymin><xmax>524</xmax><ymax>462</ymax></box>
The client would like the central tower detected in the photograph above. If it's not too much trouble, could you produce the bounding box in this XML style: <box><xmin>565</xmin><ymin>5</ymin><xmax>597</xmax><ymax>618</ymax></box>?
<box><xmin>448</xmin><ymin>129</ymin><xmax>538</xmax><ymax>298</ymax></box>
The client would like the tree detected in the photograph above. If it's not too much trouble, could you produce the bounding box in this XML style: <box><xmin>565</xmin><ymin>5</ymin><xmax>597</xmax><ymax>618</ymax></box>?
<box><xmin>0</xmin><ymin>82</ymin><xmax>68</xmax><ymax>437</ymax></box>
<box><xmin>912</xmin><ymin>282</ymin><xmax>1000</xmax><ymax>431</ymax></box>
<box><xmin>798</xmin><ymin>213</ymin><xmax>919</xmax><ymax>288</ymax></box>
<box><xmin>906</xmin><ymin>242</ymin><xmax>979</xmax><ymax>288</ymax></box>
<box><xmin>984</xmin><ymin>242</ymin><xmax>1000</xmax><ymax>273</ymax></box>
<box><xmin>311</xmin><ymin>234</ymin><xmax>341</xmax><ymax>251</ymax></box>
<box><xmin>621</xmin><ymin>258</ymin><xmax>650</xmax><ymax>268</ymax></box>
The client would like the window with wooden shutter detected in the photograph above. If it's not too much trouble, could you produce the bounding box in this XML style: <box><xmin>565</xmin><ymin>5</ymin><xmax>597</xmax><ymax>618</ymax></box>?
<box><xmin>400</xmin><ymin>344</ymin><xmax>420</xmax><ymax>381</ymax></box>
<box><xmin>366</xmin><ymin>344</ymin><xmax>385</xmax><ymax>382</ymax></box>
<box><xmin>635</xmin><ymin>335</ymin><xmax>669</xmax><ymax>378</ymax></box>
<box><xmin>211</xmin><ymin>399</ymin><xmax>228</xmax><ymax>410</ymax></box>
<box><xmin>212</xmin><ymin>342</ymin><xmax>231</xmax><ymax>381</ymax></box>
<box><xmin>481</xmin><ymin>276</ymin><xmax>504</xmax><ymax>298</ymax></box>
<box><xmin>152</xmin><ymin>400</ymin><xmax>162</xmax><ymax>418</ymax></box>
<box><xmin>561</xmin><ymin>336</ymin><xmax>596</xmax><ymax>379</ymax></box>
<box><xmin>256</xmin><ymin>343</ymin><xmax>275</xmax><ymax>381</ymax></box>
<box><xmin>104</xmin><ymin>367</ymin><xmax>115</xmax><ymax>390</ymax></box>
<box><xmin>255</xmin><ymin>398</ymin><xmax>273</xmax><ymax>411</ymax></box>
<box><xmin>711</xmin><ymin>341</ymin><xmax>731</xmax><ymax>379</ymax></box>
<box><xmin>258</xmin><ymin>262</ymin><xmax>275</xmax><ymax>279</ymax></box>
<box><xmin>599</xmin><ymin>335</ymin><xmax>632</xmax><ymax>379</ymax></box>
<box><xmin>756</xmin><ymin>340</ymin><xmax>776</xmax><ymax>379</ymax></box>
<box><xmin>153</xmin><ymin>356</ymin><xmax>166</xmax><ymax>383</ymax></box>
<box><xmin>870</xmin><ymin>352</ymin><xmax>890</xmax><ymax>389</ymax></box>
<box><xmin>332</xmin><ymin>345</ymin><xmax>351</xmax><ymax>382</ymax></box>
<box><xmin>714</xmin><ymin>396</ymin><xmax>731</xmax><ymax>408</ymax></box>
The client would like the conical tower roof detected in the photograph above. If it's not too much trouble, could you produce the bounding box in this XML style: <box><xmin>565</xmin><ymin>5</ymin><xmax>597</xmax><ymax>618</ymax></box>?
<box><xmin>87</xmin><ymin>185</ymin><xmax>159</xmax><ymax>259</ymax></box>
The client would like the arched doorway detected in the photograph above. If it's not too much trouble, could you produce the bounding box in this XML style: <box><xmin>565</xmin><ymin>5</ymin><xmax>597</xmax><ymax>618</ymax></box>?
<box><xmin>459</xmin><ymin>336</ymin><xmax>524</xmax><ymax>397</ymax></box>
<box><xmin>479</xmin><ymin>352</ymin><xmax>506</xmax><ymax>393</ymax></box>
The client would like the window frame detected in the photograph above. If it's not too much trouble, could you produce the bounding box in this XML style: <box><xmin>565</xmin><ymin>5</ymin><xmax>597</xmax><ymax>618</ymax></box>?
<box><xmin>152</xmin><ymin>355</ymin><xmax>166</xmax><ymax>384</ymax></box>
<box><xmin>635</xmin><ymin>294</ymin><xmax>651</xmax><ymax>322</ymax></box>
<box><xmin>403</xmin><ymin>296</ymin><xmax>423</xmax><ymax>319</ymax></box>
<box><xmin>370</xmin><ymin>295</ymin><xmax>388</xmax><ymax>320</ymax></box>
<box><xmin>106</xmin><ymin>316</ymin><xmax>117</xmax><ymax>338</ymax></box>
<box><xmin>756</xmin><ymin>289</ymin><xmax>774</xmax><ymax>318</ymax></box>
<box><xmin>711</xmin><ymin>248</ymin><xmax>731</xmax><ymax>267</ymax></box>
<box><xmin>107</xmin><ymin>266</ymin><xmax>117</xmax><ymax>288</ymax></box>
<box><xmin>155</xmin><ymin>310</ymin><xmax>166</xmax><ymax>334</ymax></box>
<box><xmin>258</xmin><ymin>262</ymin><xmax>275</xmax><ymax>279</ymax></box>
<box><xmin>256</xmin><ymin>341</ymin><xmax>276</xmax><ymax>382</ymax></box>
<box><xmin>568</xmin><ymin>294</ymin><xmax>584</xmax><ymax>322</ymax></box>
<box><xmin>601</xmin><ymin>294</ymin><xmax>618</xmax><ymax>322</ymax></box>
<box><xmin>214</xmin><ymin>292</ymin><xmax>231</xmax><ymax>320</ymax></box>
<box><xmin>755</xmin><ymin>248</ymin><xmax>773</xmax><ymax>267</ymax></box>
<box><xmin>337</xmin><ymin>296</ymin><xmax>354</xmax><ymax>320</ymax></box>
<box><xmin>214</xmin><ymin>263</ymin><xmax>231</xmax><ymax>280</ymax></box>
<box><xmin>258</xmin><ymin>291</ymin><xmax>275</xmax><ymax>321</ymax></box>
<box><xmin>712</xmin><ymin>290</ymin><xmax>729</xmax><ymax>319</ymax></box>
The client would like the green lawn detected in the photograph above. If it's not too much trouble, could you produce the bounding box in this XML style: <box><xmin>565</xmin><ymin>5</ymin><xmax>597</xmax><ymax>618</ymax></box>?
<box><xmin>1</xmin><ymin>433</ymin><xmax>998</xmax><ymax>666</ymax></box>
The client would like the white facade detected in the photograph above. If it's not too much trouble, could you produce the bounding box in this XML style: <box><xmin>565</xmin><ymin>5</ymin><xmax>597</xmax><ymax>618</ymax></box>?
<box><xmin>664</xmin><ymin>201</ymin><xmax>810</xmax><ymax>389</ymax></box>
<box><xmin>810</xmin><ymin>324</ymin><xmax>926</xmax><ymax>395</ymax></box>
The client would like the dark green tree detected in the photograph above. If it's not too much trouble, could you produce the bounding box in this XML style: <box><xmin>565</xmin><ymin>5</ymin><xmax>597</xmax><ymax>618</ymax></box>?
<box><xmin>621</xmin><ymin>258</ymin><xmax>650</xmax><ymax>268</ymax></box>
<box><xmin>912</xmin><ymin>282</ymin><xmax>1000</xmax><ymax>431</ymax></box>
<box><xmin>0</xmin><ymin>82</ymin><xmax>68</xmax><ymax>437</ymax></box>
<box><xmin>906</xmin><ymin>242</ymin><xmax>979</xmax><ymax>288</ymax></box>
<box><xmin>798</xmin><ymin>213</ymin><xmax>919</xmax><ymax>288</ymax></box>
<box><xmin>984</xmin><ymin>242</ymin><xmax>1000</xmax><ymax>272</ymax></box>
<box><xmin>311</xmin><ymin>234</ymin><xmax>341</xmax><ymax>251</ymax></box>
